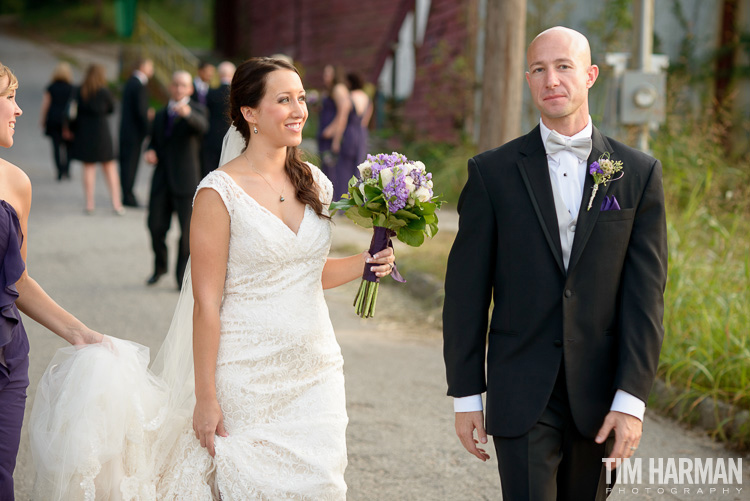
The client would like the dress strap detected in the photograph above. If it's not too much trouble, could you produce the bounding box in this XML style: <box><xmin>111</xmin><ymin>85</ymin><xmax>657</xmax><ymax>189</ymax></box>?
<box><xmin>194</xmin><ymin>170</ymin><xmax>240</xmax><ymax>218</ymax></box>
<box><xmin>306</xmin><ymin>162</ymin><xmax>334</xmax><ymax>209</ymax></box>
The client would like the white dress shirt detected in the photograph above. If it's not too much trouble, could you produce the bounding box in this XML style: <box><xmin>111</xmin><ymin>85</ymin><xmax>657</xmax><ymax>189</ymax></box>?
<box><xmin>453</xmin><ymin>118</ymin><xmax>646</xmax><ymax>422</ymax></box>
<box><xmin>133</xmin><ymin>69</ymin><xmax>148</xmax><ymax>86</ymax></box>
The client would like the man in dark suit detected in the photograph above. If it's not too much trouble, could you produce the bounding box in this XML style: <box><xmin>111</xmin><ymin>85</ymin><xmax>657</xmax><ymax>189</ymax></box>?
<box><xmin>119</xmin><ymin>58</ymin><xmax>153</xmax><ymax>207</ymax></box>
<box><xmin>201</xmin><ymin>61</ymin><xmax>235</xmax><ymax>177</ymax></box>
<box><xmin>193</xmin><ymin>61</ymin><xmax>214</xmax><ymax>106</ymax></box>
<box><xmin>443</xmin><ymin>27</ymin><xmax>668</xmax><ymax>500</ymax></box>
<box><xmin>144</xmin><ymin>70</ymin><xmax>208</xmax><ymax>287</ymax></box>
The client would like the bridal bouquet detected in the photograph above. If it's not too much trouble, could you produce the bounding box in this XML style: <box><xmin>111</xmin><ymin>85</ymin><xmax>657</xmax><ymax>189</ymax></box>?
<box><xmin>330</xmin><ymin>152</ymin><xmax>443</xmax><ymax>318</ymax></box>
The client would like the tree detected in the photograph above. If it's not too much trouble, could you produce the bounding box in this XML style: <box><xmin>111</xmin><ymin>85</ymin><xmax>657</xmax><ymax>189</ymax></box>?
<box><xmin>478</xmin><ymin>0</ymin><xmax>527</xmax><ymax>152</ymax></box>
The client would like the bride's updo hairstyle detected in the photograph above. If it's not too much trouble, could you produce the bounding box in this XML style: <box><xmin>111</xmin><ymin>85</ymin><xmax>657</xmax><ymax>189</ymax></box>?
<box><xmin>230</xmin><ymin>57</ymin><xmax>328</xmax><ymax>218</ymax></box>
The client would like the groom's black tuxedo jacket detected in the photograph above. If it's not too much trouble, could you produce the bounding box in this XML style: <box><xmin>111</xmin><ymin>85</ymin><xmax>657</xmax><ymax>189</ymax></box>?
<box><xmin>443</xmin><ymin>125</ymin><xmax>668</xmax><ymax>439</ymax></box>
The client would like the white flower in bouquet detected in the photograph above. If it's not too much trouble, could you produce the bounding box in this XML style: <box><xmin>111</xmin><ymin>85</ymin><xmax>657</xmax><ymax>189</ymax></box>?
<box><xmin>413</xmin><ymin>160</ymin><xmax>426</xmax><ymax>173</ymax></box>
<box><xmin>379</xmin><ymin>167</ymin><xmax>394</xmax><ymax>187</ymax></box>
<box><xmin>415</xmin><ymin>186</ymin><xmax>432</xmax><ymax>203</ymax></box>
<box><xmin>357</xmin><ymin>160</ymin><xmax>373</xmax><ymax>179</ymax></box>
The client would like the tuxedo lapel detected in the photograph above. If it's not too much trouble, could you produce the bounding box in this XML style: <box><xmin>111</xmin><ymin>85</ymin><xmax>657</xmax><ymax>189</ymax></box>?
<box><xmin>568</xmin><ymin>126</ymin><xmax>613</xmax><ymax>273</ymax></box>
<box><xmin>517</xmin><ymin>126</ymin><xmax>565</xmax><ymax>275</ymax></box>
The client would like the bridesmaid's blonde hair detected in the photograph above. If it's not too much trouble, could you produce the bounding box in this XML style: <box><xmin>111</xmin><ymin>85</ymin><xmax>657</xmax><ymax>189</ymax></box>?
<box><xmin>0</xmin><ymin>61</ymin><xmax>19</xmax><ymax>97</ymax></box>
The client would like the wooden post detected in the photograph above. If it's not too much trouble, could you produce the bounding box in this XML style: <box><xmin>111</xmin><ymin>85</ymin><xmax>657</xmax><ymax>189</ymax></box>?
<box><xmin>478</xmin><ymin>0</ymin><xmax>527</xmax><ymax>153</ymax></box>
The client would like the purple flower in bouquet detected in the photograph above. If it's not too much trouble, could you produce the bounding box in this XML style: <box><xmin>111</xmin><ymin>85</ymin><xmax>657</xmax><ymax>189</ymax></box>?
<box><xmin>382</xmin><ymin>174</ymin><xmax>410</xmax><ymax>213</ymax></box>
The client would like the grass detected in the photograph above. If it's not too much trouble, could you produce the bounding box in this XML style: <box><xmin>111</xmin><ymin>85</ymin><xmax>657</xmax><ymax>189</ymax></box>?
<box><xmin>650</xmin><ymin>114</ymin><xmax>750</xmax><ymax>447</ymax></box>
<box><xmin>17</xmin><ymin>3</ymin><xmax>119</xmax><ymax>44</ymax></box>
<box><xmin>14</xmin><ymin>1</ymin><xmax>212</xmax><ymax>50</ymax></box>
<box><xmin>141</xmin><ymin>1</ymin><xmax>213</xmax><ymax>50</ymax></box>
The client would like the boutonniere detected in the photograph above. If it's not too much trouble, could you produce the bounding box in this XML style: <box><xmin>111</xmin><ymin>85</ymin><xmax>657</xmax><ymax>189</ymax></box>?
<box><xmin>587</xmin><ymin>153</ymin><xmax>624</xmax><ymax>211</ymax></box>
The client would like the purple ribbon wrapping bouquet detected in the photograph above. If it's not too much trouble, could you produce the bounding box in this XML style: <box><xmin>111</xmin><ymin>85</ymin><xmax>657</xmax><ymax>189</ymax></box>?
<box><xmin>330</xmin><ymin>152</ymin><xmax>444</xmax><ymax>318</ymax></box>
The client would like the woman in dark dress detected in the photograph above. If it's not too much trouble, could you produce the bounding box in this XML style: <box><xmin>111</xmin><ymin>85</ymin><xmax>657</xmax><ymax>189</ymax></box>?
<box><xmin>317</xmin><ymin>64</ymin><xmax>342</xmax><ymax>188</ymax></box>
<box><xmin>71</xmin><ymin>64</ymin><xmax>124</xmax><ymax>215</ymax></box>
<box><xmin>317</xmin><ymin>65</ymin><xmax>368</xmax><ymax>198</ymax></box>
<box><xmin>0</xmin><ymin>62</ymin><xmax>103</xmax><ymax>500</ymax></box>
<box><xmin>39</xmin><ymin>62</ymin><xmax>74</xmax><ymax>180</ymax></box>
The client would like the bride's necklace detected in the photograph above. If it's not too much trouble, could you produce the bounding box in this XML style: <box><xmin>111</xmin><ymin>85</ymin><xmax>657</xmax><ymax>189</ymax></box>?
<box><xmin>243</xmin><ymin>154</ymin><xmax>286</xmax><ymax>202</ymax></box>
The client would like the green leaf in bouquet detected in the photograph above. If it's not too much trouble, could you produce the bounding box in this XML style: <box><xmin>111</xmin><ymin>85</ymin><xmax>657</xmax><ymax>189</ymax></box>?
<box><xmin>417</xmin><ymin>201</ymin><xmax>437</xmax><ymax>215</ymax></box>
<box><xmin>350</xmin><ymin>188</ymin><xmax>365</xmax><ymax>206</ymax></box>
<box><xmin>347</xmin><ymin>175</ymin><xmax>359</xmax><ymax>187</ymax></box>
<box><xmin>406</xmin><ymin>218</ymin><xmax>426</xmax><ymax>231</ymax></box>
<box><xmin>397</xmin><ymin>226</ymin><xmax>426</xmax><ymax>247</ymax></box>
<box><xmin>330</xmin><ymin>198</ymin><xmax>355</xmax><ymax>211</ymax></box>
<box><xmin>386</xmin><ymin>214</ymin><xmax>407</xmax><ymax>228</ymax></box>
<box><xmin>366</xmin><ymin>201</ymin><xmax>384</xmax><ymax>211</ymax></box>
<box><xmin>423</xmin><ymin>213</ymin><xmax>437</xmax><ymax>224</ymax></box>
<box><xmin>363</xmin><ymin>183</ymin><xmax>382</xmax><ymax>198</ymax></box>
<box><xmin>373</xmin><ymin>213</ymin><xmax>388</xmax><ymax>227</ymax></box>
<box><xmin>346</xmin><ymin>207</ymin><xmax>373</xmax><ymax>228</ymax></box>
<box><xmin>394</xmin><ymin>209</ymin><xmax>419</xmax><ymax>220</ymax></box>
<box><xmin>426</xmin><ymin>222</ymin><xmax>439</xmax><ymax>238</ymax></box>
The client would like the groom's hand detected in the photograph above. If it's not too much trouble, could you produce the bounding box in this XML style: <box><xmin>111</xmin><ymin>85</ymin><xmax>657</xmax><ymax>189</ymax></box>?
<box><xmin>455</xmin><ymin>411</ymin><xmax>490</xmax><ymax>461</ymax></box>
<box><xmin>595</xmin><ymin>410</ymin><xmax>642</xmax><ymax>468</ymax></box>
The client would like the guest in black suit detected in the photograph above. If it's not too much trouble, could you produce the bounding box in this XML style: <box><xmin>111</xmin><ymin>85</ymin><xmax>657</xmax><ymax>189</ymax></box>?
<box><xmin>39</xmin><ymin>62</ymin><xmax>74</xmax><ymax>180</ymax></box>
<box><xmin>144</xmin><ymin>71</ymin><xmax>208</xmax><ymax>287</ymax></box>
<box><xmin>119</xmin><ymin>58</ymin><xmax>153</xmax><ymax>207</ymax></box>
<box><xmin>443</xmin><ymin>27</ymin><xmax>668</xmax><ymax>500</ymax></box>
<box><xmin>201</xmin><ymin>61</ymin><xmax>235</xmax><ymax>177</ymax></box>
<box><xmin>193</xmin><ymin>61</ymin><xmax>214</xmax><ymax>106</ymax></box>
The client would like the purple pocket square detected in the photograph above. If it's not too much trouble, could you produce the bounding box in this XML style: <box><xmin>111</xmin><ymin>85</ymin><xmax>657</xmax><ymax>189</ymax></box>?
<box><xmin>600</xmin><ymin>195</ymin><xmax>620</xmax><ymax>211</ymax></box>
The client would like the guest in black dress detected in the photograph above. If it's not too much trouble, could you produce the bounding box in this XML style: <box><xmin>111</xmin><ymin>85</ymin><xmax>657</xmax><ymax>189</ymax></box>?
<box><xmin>39</xmin><ymin>62</ymin><xmax>74</xmax><ymax>180</ymax></box>
<box><xmin>71</xmin><ymin>64</ymin><xmax>125</xmax><ymax>215</ymax></box>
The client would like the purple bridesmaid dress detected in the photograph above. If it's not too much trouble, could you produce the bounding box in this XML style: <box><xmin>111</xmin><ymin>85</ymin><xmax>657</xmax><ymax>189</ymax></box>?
<box><xmin>317</xmin><ymin>96</ymin><xmax>337</xmax><ymax>182</ymax></box>
<box><xmin>0</xmin><ymin>200</ymin><xmax>29</xmax><ymax>500</ymax></box>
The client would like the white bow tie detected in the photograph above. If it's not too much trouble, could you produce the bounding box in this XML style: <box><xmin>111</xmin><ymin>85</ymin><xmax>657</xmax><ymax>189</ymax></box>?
<box><xmin>545</xmin><ymin>130</ymin><xmax>592</xmax><ymax>161</ymax></box>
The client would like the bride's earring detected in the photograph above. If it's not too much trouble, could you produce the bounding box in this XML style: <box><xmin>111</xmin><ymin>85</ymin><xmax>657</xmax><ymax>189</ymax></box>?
<box><xmin>253</xmin><ymin>125</ymin><xmax>259</xmax><ymax>135</ymax></box>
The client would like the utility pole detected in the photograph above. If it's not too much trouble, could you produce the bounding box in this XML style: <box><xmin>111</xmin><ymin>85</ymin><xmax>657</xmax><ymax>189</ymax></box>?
<box><xmin>632</xmin><ymin>0</ymin><xmax>654</xmax><ymax>152</ymax></box>
<box><xmin>478</xmin><ymin>0</ymin><xmax>527</xmax><ymax>153</ymax></box>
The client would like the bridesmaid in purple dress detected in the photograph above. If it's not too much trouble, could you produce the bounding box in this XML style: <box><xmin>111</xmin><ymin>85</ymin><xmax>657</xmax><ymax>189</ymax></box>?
<box><xmin>0</xmin><ymin>62</ymin><xmax>103</xmax><ymax>500</ymax></box>
<box><xmin>317</xmin><ymin>65</ymin><xmax>369</xmax><ymax>198</ymax></box>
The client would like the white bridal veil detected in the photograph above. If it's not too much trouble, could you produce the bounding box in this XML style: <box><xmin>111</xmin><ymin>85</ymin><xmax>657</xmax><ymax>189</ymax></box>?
<box><xmin>29</xmin><ymin>126</ymin><xmax>247</xmax><ymax>500</ymax></box>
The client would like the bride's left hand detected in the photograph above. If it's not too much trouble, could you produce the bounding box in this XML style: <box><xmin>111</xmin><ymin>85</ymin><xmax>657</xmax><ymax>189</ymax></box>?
<box><xmin>365</xmin><ymin>247</ymin><xmax>396</xmax><ymax>278</ymax></box>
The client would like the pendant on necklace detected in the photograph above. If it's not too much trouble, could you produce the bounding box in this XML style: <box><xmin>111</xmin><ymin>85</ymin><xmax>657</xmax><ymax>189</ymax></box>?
<box><xmin>280</xmin><ymin>196</ymin><xmax>285</xmax><ymax>202</ymax></box>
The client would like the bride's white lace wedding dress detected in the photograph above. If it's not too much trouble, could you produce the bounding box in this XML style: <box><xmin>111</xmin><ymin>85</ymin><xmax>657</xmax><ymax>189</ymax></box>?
<box><xmin>30</xmin><ymin>164</ymin><xmax>348</xmax><ymax>500</ymax></box>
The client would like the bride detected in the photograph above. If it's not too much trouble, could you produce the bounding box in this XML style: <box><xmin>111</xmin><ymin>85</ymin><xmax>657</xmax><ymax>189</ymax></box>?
<box><xmin>30</xmin><ymin>57</ymin><xmax>395</xmax><ymax>500</ymax></box>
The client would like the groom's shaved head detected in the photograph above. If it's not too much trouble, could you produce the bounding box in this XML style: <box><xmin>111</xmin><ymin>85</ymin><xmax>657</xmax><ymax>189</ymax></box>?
<box><xmin>527</xmin><ymin>26</ymin><xmax>592</xmax><ymax>68</ymax></box>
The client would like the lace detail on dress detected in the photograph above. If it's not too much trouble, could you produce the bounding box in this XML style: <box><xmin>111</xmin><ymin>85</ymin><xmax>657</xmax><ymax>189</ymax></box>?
<box><xmin>195</xmin><ymin>170</ymin><xmax>241</xmax><ymax>218</ymax></box>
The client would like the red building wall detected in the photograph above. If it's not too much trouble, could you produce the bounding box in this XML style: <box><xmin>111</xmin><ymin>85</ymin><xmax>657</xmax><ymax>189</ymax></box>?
<box><xmin>221</xmin><ymin>0</ymin><xmax>414</xmax><ymax>89</ymax></box>
<box><xmin>216</xmin><ymin>0</ymin><xmax>475</xmax><ymax>144</ymax></box>
<box><xmin>403</xmin><ymin>0</ymin><xmax>477</xmax><ymax>143</ymax></box>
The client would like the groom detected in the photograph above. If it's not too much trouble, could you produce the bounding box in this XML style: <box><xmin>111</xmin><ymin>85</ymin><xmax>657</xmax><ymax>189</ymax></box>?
<box><xmin>443</xmin><ymin>27</ymin><xmax>668</xmax><ymax>500</ymax></box>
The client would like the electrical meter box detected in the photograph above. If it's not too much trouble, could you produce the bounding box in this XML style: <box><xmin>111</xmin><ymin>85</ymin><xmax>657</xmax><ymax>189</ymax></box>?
<box><xmin>620</xmin><ymin>71</ymin><xmax>666</xmax><ymax>125</ymax></box>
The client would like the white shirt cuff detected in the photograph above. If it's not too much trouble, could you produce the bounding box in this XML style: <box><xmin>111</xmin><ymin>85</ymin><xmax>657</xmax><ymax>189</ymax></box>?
<box><xmin>610</xmin><ymin>390</ymin><xmax>645</xmax><ymax>421</ymax></box>
<box><xmin>454</xmin><ymin>394</ymin><xmax>483</xmax><ymax>412</ymax></box>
